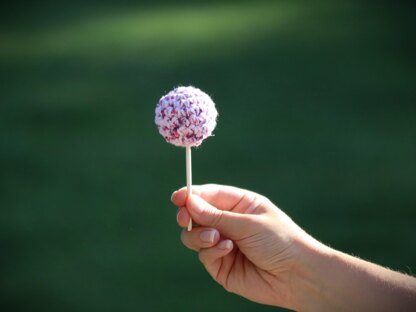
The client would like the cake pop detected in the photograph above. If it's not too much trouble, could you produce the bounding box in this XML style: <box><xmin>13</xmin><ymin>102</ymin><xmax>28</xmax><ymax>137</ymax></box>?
<box><xmin>155</xmin><ymin>86</ymin><xmax>218</xmax><ymax>230</ymax></box>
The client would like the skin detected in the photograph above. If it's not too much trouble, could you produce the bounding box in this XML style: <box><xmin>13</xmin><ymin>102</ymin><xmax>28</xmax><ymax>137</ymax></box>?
<box><xmin>171</xmin><ymin>184</ymin><xmax>416</xmax><ymax>311</ymax></box>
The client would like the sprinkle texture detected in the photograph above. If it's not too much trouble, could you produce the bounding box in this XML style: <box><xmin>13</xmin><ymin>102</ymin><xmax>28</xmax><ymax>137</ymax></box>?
<box><xmin>155</xmin><ymin>86</ymin><xmax>218</xmax><ymax>147</ymax></box>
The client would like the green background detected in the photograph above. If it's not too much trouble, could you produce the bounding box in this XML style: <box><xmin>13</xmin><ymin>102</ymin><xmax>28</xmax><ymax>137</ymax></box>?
<box><xmin>1</xmin><ymin>1</ymin><xmax>415</xmax><ymax>311</ymax></box>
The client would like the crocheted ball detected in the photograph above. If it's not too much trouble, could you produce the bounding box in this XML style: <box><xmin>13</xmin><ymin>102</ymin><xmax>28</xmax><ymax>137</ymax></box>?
<box><xmin>155</xmin><ymin>86</ymin><xmax>218</xmax><ymax>147</ymax></box>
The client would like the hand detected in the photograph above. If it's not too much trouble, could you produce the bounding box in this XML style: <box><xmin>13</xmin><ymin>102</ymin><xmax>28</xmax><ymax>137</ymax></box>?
<box><xmin>171</xmin><ymin>184</ymin><xmax>319</xmax><ymax>309</ymax></box>
<box><xmin>172</xmin><ymin>184</ymin><xmax>416</xmax><ymax>311</ymax></box>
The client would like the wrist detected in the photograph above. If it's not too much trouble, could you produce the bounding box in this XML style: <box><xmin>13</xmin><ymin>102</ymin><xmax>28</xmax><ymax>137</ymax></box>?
<box><xmin>288</xmin><ymin>236</ymin><xmax>336</xmax><ymax>311</ymax></box>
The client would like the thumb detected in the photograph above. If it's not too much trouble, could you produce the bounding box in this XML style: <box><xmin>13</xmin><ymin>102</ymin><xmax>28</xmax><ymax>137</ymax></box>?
<box><xmin>187</xmin><ymin>195</ymin><xmax>254</xmax><ymax>240</ymax></box>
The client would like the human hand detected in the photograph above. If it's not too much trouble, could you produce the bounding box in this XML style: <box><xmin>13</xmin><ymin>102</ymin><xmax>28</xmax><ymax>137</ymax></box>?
<box><xmin>171</xmin><ymin>184</ymin><xmax>321</xmax><ymax>309</ymax></box>
<box><xmin>172</xmin><ymin>184</ymin><xmax>416</xmax><ymax>311</ymax></box>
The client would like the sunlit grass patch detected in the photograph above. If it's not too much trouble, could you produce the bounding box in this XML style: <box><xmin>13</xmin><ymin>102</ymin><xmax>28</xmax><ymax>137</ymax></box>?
<box><xmin>0</xmin><ymin>2</ymin><xmax>300</xmax><ymax>63</ymax></box>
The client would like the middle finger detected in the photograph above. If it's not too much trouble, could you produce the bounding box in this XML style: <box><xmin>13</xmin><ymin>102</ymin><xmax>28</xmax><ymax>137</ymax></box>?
<box><xmin>180</xmin><ymin>227</ymin><xmax>220</xmax><ymax>252</ymax></box>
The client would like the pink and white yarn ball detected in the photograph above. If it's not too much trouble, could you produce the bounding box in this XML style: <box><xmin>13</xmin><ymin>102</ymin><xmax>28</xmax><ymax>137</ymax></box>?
<box><xmin>155</xmin><ymin>86</ymin><xmax>218</xmax><ymax>147</ymax></box>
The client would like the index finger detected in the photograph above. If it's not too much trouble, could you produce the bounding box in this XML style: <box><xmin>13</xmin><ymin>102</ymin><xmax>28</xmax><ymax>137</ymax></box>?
<box><xmin>171</xmin><ymin>184</ymin><xmax>251</xmax><ymax>212</ymax></box>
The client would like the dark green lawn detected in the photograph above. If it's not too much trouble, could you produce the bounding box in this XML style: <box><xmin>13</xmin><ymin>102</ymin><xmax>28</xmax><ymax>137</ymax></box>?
<box><xmin>1</xmin><ymin>1</ymin><xmax>415</xmax><ymax>311</ymax></box>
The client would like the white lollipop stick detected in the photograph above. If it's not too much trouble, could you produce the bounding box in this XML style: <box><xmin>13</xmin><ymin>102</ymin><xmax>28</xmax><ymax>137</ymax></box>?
<box><xmin>186</xmin><ymin>146</ymin><xmax>193</xmax><ymax>231</ymax></box>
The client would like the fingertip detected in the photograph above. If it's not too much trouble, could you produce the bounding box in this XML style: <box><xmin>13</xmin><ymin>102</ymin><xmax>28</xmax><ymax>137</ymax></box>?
<box><xmin>170</xmin><ymin>191</ymin><xmax>177</xmax><ymax>202</ymax></box>
<box><xmin>171</xmin><ymin>187</ymin><xmax>187</xmax><ymax>206</ymax></box>
<box><xmin>176</xmin><ymin>207</ymin><xmax>190</xmax><ymax>228</ymax></box>
<box><xmin>198</xmin><ymin>239</ymin><xmax>234</xmax><ymax>271</ymax></box>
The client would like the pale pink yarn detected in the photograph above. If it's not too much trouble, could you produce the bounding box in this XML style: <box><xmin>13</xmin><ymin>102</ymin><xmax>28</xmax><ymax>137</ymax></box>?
<box><xmin>155</xmin><ymin>86</ymin><xmax>218</xmax><ymax>147</ymax></box>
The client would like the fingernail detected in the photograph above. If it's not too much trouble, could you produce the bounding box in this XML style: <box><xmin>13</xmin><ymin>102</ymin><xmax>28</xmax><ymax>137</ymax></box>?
<box><xmin>218</xmin><ymin>240</ymin><xmax>233</xmax><ymax>250</ymax></box>
<box><xmin>189</xmin><ymin>195</ymin><xmax>205</xmax><ymax>214</ymax></box>
<box><xmin>199</xmin><ymin>229</ymin><xmax>218</xmax><ymax>244</ymax></box>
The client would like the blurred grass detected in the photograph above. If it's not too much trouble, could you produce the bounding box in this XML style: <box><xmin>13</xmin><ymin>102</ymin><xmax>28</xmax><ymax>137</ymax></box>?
<box><xmin>0</xmin><ymin>2</ymin><xmax>299</xmax><ymax>62</ymax></box>
<box><xmin>1</xmin><ymin>0</ymin><xmax>415</xmax><ymax>311</ymax></box>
